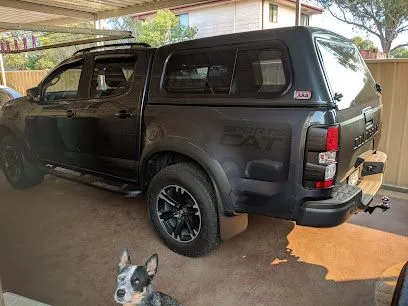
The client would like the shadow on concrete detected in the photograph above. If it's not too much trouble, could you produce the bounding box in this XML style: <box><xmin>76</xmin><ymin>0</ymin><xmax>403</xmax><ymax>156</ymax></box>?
<box><xmin>349</xmin><ymin>194</ymin><xmax>408</xmax><ymax>237</ymax></box>
<box><xmin>201</xmin><ymin>215</ymin><xmax>379</xmax><ymax>305</ymax></box>
<box><xmin>0</xmin><ymin>175</ymin><xmax>404</xmax><ymax>305</ymax></box>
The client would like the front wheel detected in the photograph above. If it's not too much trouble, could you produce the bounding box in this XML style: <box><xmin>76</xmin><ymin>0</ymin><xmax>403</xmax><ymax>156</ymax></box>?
<box><xmin>148</xmin><ymin>163</ymin><xmax>220</xmax><ymax>257</ymax></box>
<box><xmin>0</xmin><ymin>135</ymin><xmax>43</xmax><ymax>189</ymax></box>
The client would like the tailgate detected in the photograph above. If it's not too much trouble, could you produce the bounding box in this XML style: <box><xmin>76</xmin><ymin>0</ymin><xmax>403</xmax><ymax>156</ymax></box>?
<box><xmin>316</xmin><ymin>39</ymin><xmax>382</xmax><ymax>182</ymax></box>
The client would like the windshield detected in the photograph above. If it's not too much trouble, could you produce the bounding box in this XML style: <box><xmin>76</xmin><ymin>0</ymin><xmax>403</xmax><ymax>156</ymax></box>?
<box><xmin>316</xmin><ymin>39</ymin><xmax>376</xmax><ymax>110</ymax></box>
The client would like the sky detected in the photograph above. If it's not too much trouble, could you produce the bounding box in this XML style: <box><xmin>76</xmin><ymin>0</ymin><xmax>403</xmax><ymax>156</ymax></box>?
<box><xmin>312</xmin><ymin>9</ymin><xmax>408</xmax><ymax>52</ymax></box>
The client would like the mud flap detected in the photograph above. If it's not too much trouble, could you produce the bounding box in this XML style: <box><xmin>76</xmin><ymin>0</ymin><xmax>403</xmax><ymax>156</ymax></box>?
<box><xmin>219</xmin><ymin>213</ymin><xmax>248</xmax><ymax>241</ymax></box>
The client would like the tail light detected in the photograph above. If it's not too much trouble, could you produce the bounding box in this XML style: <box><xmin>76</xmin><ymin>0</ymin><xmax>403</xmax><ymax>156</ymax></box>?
<box><xmin>303</xmin><ymin>125</ymin><xmax>339</xmax><ymax>189</ymax></box>
<box><xmin>326</xmin><ymin>126</ymin><xmax>339</xmax><ymax>151</ymax></box>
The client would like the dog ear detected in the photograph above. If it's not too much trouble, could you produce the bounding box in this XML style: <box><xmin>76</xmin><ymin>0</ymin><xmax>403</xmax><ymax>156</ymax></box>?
<box><xmin>145</xmin><ymin>254</ymin><xmax>158</xmax><ymax>278</ymax></box>
<box><xmin>118</xmin><ymin>247</ymin><xmax>131</xmax><ymax>271</ymax></box>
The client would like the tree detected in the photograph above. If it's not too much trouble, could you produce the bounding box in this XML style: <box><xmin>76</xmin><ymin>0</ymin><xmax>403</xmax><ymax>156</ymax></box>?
<box><xmin>0</xmin><ymin>31</ymin><xmax>78</xmax><ymax>70</ymax></box>
<box><xmin>391</xmin><ymin>47</ymin><xmax>408</xmax><ymax>58</ymax></box>
<box><xmin>352</xmin><ymin>36</ymin><xmax>376</xmax><ymax>50</ymax></box>
<box><xmin>318</xmin><ymin>0</ymin><xmax>408</xmax><ymax>56</ymax></box>
<box><xmin>109</xmin><ymin>10</ymin><xmax>197</xmax><ymax>47</ymax></box>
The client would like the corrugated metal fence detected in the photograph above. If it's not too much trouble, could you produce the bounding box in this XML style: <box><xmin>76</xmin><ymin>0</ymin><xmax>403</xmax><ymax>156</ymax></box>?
<box><xmin>1</xmin><ymin>60</ymin><xmax>408</xmax><ymax>188</ymax></box>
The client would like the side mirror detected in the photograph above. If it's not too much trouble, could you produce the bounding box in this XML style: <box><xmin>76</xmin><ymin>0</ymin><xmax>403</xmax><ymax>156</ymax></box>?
<box><xmin>27</xmin><ymin>87</ymin><xmax>41</xmax><ymax>103</ymax></box>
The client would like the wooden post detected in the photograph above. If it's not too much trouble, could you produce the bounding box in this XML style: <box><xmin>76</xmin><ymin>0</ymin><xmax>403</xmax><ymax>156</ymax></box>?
<box><xmin>0</xmin><ymin>54</ymin><xmax>6</xmax><ymax>86</ymax></box>
<box><xmin>0</xmin><ymin>276</ymin><xmax>5</xmax><ymax>306</ymax></box>
<box><xmin>295</xmin><ymin>0</ymin><xmax>302</xmax><ymax>26</ymax></box>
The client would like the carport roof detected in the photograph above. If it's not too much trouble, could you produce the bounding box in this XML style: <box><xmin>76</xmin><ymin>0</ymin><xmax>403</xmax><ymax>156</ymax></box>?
<box><xmin>0</xmin><ymin>0</ymin><xmax>210</xmax><ymax>25</ymax></box>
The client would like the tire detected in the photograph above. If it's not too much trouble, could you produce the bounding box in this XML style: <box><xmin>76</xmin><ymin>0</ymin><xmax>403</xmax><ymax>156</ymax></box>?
<box><xmin>0</xmin><ymin>135</ymin><xmax>44</xmax><ymax>189</ymax></box>
<box><xmin>148</xmin><ymin>163</ymin><xmax>220</xmax><ymax>257</ymax></box>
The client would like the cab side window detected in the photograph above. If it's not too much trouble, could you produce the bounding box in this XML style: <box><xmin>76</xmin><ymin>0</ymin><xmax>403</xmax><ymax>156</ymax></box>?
<box><xmin>90</xmin><ymin>56</ymin><xmax>136</xmax><ymax>99</ymax></box>
<box><xmin>231</xmin><ymin>49</ymin><xmax>287</xmax><ymax>96</ymax></box>
<box><xmin>164</xmin><ymin>49</ymin><xmax>236</xmax><ymax>94</ymax></box>
<box><xmin>43</xmin><ymin>61</ymin><xmax>84</xmax><ymax>103</ymax></box>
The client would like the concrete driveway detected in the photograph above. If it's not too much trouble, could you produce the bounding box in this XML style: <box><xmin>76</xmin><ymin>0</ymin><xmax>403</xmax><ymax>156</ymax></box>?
<box><xmin>0</xmin><ymin>173</ymin><xmax>407</xmax><ymax>306</ymax></box>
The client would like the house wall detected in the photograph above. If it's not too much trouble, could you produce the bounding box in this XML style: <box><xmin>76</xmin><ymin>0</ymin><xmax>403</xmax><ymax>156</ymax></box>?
<box><xmin>185</xmin><ymin>0</ymin><xmax>261</xmax><ymax>38</ymax></box>
<box><xmin>183</xmin><ymin>0</ymin><xmax>315</xmax><ymax>39</ymax></box>
<box><xmin>262</xmin><ymin>1</ymin><xmax>312</xmax><ymax>29</ymax></box>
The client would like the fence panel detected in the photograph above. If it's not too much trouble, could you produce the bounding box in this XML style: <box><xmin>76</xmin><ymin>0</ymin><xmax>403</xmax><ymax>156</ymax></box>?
<box><xmin>367</xmin><ymin>59</ymin><xmax>408</xmax><ymax>188</ymax></box>
<box><xmin>0</xmin><ymin>70</ymin><xmax>48</xmax><ymax>95</ymax></box>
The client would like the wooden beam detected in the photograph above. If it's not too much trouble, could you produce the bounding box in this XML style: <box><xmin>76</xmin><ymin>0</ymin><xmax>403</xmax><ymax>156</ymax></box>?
<box><xmin>0</xmin><ymin>35</ymin><xmax>132</xmax><ymax>54</ymax></box>
<box><xmin>28</xmin><ymin>17</ymin><xmax>83</xmax><ymax>26</ymax></box>
<box><xmin>0</xmin><ymin>22</ymin><xmax>132</xmax><ymax>37</ymax></box>
<box><xmin>97</xmin><ymin>0</ymin><xmax>214</xmax><ymax>19</ymax></box>
<box><xmin>0</xmin><ymin>0</ymin><xmax>95</xmax><ymax>20</ymax></box>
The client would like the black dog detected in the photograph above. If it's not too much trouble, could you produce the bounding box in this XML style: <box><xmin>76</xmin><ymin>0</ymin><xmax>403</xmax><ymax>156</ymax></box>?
<box><xmin>114</xmin><ymin>248</ymin><xmax>181</xmax><ymax>306</ymax></box>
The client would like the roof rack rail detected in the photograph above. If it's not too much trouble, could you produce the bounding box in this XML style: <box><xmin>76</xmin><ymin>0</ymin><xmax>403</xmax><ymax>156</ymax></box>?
<box><xmin>73</xmin><ymin>42</ymin><xmax>151</xmax><ymax>56</ymax></box>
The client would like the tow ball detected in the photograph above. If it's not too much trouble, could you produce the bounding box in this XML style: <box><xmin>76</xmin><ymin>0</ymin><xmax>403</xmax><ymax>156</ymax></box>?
<box><xmin>365</xmin><ymin>196</ymin><xmax>391</xmax><ymax>214</ymax></box>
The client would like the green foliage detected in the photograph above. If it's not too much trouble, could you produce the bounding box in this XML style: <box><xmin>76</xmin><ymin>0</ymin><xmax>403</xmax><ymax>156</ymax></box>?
<box><xmin>318</xmin><ymin>0</ymin><xmax>408</xmax><ymax>55</ymax></box>
<box><xmin>108</xmin><ymin>16</ymin><xmax>138</xmax><ymax>37</ymax></box>
<box><xmin>109</xmin><ymin>10</ymin><xmax>197</xmax><ymax>47</ymax></box>
<box><xmin>391</xmin><ymin>47</ymin><xmax>408</xmax><ymax>58</ymax></box>
<box><xmin>0</xmin><ymin>11</ymin><xmax>197</xmax><ymax>71</ymax></box>
<box><xmin>2</xmin><ymin>53</ymin><xmax>28</xmax><ymax>70</ymax></box>
<box><xmin>351</xmin><ymin>36</ymin><xmax>375</xmax><ymax>51</ymax></box>
<box><xmin>0</xmin><ymin>23</ymin><xmax>95</xmax><ymax>71</ymax></box>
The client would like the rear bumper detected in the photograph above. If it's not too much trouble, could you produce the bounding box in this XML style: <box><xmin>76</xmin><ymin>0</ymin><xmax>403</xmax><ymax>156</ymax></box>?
<box><xmin>297</xmin><ymin>151</ymin><xmax>387</xmax><ymax>227</ymax></box>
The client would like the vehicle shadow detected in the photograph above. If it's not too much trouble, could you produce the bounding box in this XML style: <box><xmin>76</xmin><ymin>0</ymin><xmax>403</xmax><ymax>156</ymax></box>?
<box><xmin>0</xmin><ymin>175</ymin><xmax>399</xmax><ymax>306</ymax></box>
<box><xmin>349</xmin><ymin>194</ymin><xmax>408</xmax><ymax>236</ymax></box>
<box><xmin>173</xmin><ymin>215</ymin><xmax>380</xmax><ymax>306</ymax></box>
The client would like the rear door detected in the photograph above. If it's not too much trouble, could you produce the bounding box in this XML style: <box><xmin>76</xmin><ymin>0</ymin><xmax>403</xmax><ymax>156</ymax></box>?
<box><xmin>73</xmin><ymin>51</ymin><xmax>150</xmax><ymax>181</ymax></box>
<box><xmin>316</xmin><ymin>39</ymin><xmax>382</xmax><ymax>182</ymax></box>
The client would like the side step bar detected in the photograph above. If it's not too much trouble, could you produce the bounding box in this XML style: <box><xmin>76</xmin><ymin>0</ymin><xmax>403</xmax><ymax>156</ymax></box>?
<box><xmin>40</xmin><ymin>165</ymin><xmax>142</xmax><ymax>197</ymax></box>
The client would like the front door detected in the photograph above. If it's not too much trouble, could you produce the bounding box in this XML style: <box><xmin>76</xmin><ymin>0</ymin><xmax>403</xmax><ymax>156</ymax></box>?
<box><xmin>74</xmin><ymin>52</ymin><xmax>150</xmax><ymax>181</ymax></box>
<box><xmin>25</xmin><ymin>58</ymin><xmax>87</xmax><ymax>167</ymax></box>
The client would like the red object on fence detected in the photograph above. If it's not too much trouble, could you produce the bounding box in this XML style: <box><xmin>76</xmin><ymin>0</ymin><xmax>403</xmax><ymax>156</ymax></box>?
<box><xmin>360</xmin><ymin>49</ymin><xmax>387</xmax><ymax>59</ymax></box>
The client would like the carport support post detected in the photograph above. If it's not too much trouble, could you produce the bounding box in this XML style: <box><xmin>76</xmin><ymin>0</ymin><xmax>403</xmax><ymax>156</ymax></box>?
<box><xmin>295</xmin><ymin>0</ymin><xmax>302</xmax><ymax>26</ymax></box>
<box><xmin>0</xmin><ymin>54</ymin><xmax>6</xmax><ymax>86</ymax></box>
<box><xmin>0</xmin><ymin>276</ymin><xmax>4</xmax><ymax>306</ymax></box>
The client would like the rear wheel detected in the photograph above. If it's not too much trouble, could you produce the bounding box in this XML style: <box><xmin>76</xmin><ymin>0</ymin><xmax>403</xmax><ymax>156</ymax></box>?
<box><xmin>148</xmin><ymin>163</ymin><xmax>220</xmax><ymax>257</ymax></box>
<box><xmin>0</xmin><ymin>135</ymin><xmax>43</xmax><ymax>189</ymax></box>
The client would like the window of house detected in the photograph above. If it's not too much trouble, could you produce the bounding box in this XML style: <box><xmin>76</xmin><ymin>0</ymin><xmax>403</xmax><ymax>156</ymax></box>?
<box><xmin>231</xmin><ymin>48</ymin><xmax>287</xmax><ymax>96</ymax></box>
<box><xmin>43</xmin><ymin>61</ymin><xmax>83</xmax><ymax>102</ymax></box>
<box><xmin>90</xmin><ymin>55</ymin><xmax>136</xmax><ymax>98</ymax></box>
<box><xmin>301</xmin><ymin>13</ymin><xmax>309</xmax><ymax>26</ymax></box>
<box><xmin>178</xmin><ymin>13</ymin><xmax>189</xmax><ymax>27</ymax></box>
<box><xmin>269</xmin><ymin>4</ymin><xmax>278</xmax><ymax>23</ymax></box>
<box><xmin>164</xmin><ymin>49</ymin><xmax>236</xmax><ymax>94</ymax></box>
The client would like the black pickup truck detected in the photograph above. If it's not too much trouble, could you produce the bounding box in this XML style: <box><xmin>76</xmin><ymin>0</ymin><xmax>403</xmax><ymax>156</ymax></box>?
<box><xmin>0</xmin><ymin>27</ymin><xmax>387</xmax><ymax>256</ymax></box>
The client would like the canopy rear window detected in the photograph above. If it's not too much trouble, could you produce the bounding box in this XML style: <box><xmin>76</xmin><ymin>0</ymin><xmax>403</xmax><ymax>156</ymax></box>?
<box><xmin>316</xmin><ymin>39</ymin><xmax>375</xmax><ymax>109</ymax></box>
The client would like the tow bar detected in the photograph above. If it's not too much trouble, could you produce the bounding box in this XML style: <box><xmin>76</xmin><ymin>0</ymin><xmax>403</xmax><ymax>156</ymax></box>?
<box><xmin>365</xmin><ymin>196</ymin><xmax>391</xmax><ymax>214</ymax></box>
